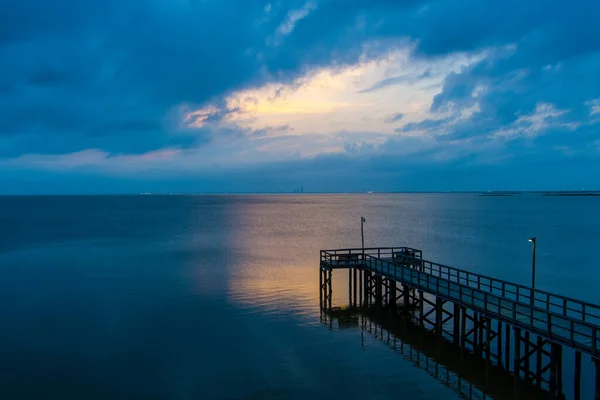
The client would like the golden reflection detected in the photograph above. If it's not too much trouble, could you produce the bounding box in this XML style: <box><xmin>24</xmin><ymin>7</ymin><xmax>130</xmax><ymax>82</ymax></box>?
<box><xmin>227</xmin><ymin>263</ymin><xmax>321</xmax><ymax>314</ymax></box>
<box><xmin>215</xmin><ymin>196</ymin><xmax>368</xmax><ymax>315</ymax></box>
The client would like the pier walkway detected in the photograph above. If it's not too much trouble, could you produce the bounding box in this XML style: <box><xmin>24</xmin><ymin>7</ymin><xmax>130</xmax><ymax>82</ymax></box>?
<box><xmin>319</xmin><ymin>246</ymin><xmax>600</xmax><ymax>399</ymax></box>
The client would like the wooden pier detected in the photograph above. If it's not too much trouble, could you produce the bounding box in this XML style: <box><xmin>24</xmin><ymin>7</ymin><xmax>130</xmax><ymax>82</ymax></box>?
<box><xmin>319</xmin><ymin>247</ymin><xmax>600</xmax><ymax>399</ymax></box>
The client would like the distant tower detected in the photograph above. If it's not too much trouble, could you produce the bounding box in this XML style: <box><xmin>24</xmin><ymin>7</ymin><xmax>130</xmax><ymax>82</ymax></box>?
<box><xmin>301</xmin><ymin>186</ymin><xmax>304</xmax><ymax>193</ymax></box>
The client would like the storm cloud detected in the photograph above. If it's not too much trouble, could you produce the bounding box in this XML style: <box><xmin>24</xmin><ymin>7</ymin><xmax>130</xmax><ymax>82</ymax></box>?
<box><xmin>1</xmin><ymin>0</ymin><xmax>599</xmax><ymax>192</ymax></box>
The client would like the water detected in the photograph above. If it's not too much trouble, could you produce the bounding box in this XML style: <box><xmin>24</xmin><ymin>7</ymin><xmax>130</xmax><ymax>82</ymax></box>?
<box><xmin>0</xmin><ymin>194</ymin><xmax>599</xmax><ymax>399</ymax></box>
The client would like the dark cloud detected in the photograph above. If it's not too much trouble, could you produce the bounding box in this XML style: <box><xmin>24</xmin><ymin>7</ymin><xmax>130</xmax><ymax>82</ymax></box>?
<box><xmin>385</xmin><ymin>113</ymin><xmax>405</xmax><ymax>123</ymax></box>
<box><xmin>396</xmin><ymin>117</ymin><xmax>453</xmax><ymax>133</ymax></box>
<box><xmin>1</xmin><ymin>0</ymin><xmax>600</xmax><ymax>192</ymax></box>
<box><xmin>360</xmin><ymin>70</ymin><xmax>431</xmax><ymax>93</ymax></box>
<box><xmin>0</xmin><ymin>0</ymin><xmax>325</xmax><ymax>156</ymax></box>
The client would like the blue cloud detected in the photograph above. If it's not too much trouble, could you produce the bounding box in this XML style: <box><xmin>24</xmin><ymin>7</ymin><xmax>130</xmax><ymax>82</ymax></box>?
<box><xmin>385</xmin><ymin>113</ymin><xmax>405</xmax><ymax>123</ymax></box>
<box><xmin>1</xmin><ymin>0</ymin><xmax>600</xmax><ymax>192</ymax></box>
<box><xmin>396</xmin><ymin>117</ymin><xmax>453</xmax><ymax>133</ymax></box>
<box><xmin>359</xmin><ymin>70</ymin><xmax>432</xmax><ymax>93</ymax></box>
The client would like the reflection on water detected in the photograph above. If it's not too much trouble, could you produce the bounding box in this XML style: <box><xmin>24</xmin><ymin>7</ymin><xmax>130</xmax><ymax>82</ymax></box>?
<box><xmin>323</xmin><ymin>306</ymin><xmax>564</xmax><ymax>400</ymax></box>
<box><xmin>0</xmin><ymin>194</ymin><xmax>599</xmax><ymax>399</ymax></box>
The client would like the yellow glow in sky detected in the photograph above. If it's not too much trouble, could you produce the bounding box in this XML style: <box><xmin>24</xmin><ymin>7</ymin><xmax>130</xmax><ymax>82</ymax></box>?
<box><xmin>183</xmin><ymin>46</ymin><xmax>485</xmax><ymax>148</ymax></box>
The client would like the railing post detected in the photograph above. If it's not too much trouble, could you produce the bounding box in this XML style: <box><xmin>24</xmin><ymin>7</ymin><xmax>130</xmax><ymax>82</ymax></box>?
<box><xmin>484</xmin><ymin>292</ymin><xmax>488</xmax><ymax>312</ymax></box>
<box><xmin>548</xmin><ymin>314</ymin><xmax>552</xmax><ymax>338</ymax></box>
<box><xmin>529</xmin><ymin>304</ymin><xmax>533</xmax><ymax>326</ymax></box>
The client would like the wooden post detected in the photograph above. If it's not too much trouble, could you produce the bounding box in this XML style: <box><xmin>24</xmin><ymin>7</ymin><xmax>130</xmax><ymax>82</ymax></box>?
<box><xmin>435</xmin><ymin>297</ymin><xmax>443</xmax><ymax>339</ymax></box>
<box><xmin>328</xmin><ymin>270</ymin><xmax>332</xmax><ymax>310</ymax></box>
<box><xmin>453</xmin><ymin>302</ymin><xmax>460</xmax><ymax>343</ymax></box>
<box><xmin>363</xmin><ymin>271</ymin><xmax>370</xmax><ymax>307</ymax></box>
<box><xmin>505</xmin><ymin>323</ymin><xmax>511</xmax><ymax>369</ymax></box>
<box><xmin>594</xmin><ymin>358</ymin><xmax>600</xmax><ymax>400</ymax></box>
<box><xmin>353</xmin><ymin>268</ymin><xmax>358</xmax><ymax>307</ymax></box>
<box><xmin>359</xmin><ymin>269</ymin><xmax>363</xmax><ymax>307</ymax></box>
<box><xmin>348</xmin><ymin>268</ymin><xmax>352</xmax><ymax>306</ymax></box>
<box><xmin>478</xmin><ymin>314</ymin><xmax>484</xmax><ymax>353</ymax></box>
<box><xmin>535</xmin><ymin>336</ymin><xmax>543</xmax><ymax>387</ymax></box>
<box><xmin>557</xmin><ymin>343</ymin><xmax>563</xmax><ymax>395</ymax></box>
<box><xmin>319</xmin><ymin>268</ymin><xmax>323</xmax><ymax>309</ymax></box>
<box><xmin>419</xmin><ymin>291</ymin><xmax>424</xmax><ymax>328</ymax></box>
<box><xmin>523</xmin><ymin>331</ymin><xmax>530</xmax><ymax>381</ymax></box>
<box><xmin>403</xmin><ymin>285</ymin><xmax>410</xmax><ymax>310</ymax></box>
<box><xmin>550</xmin><ymin>343</ymin><xmax>559</xmax><ymax>395</ymax></box>
<box><xmin>473</xmin><ymin>313</ymin><xmax>479</xmax><ymax>354</ymax></box>
<box><xmin>497</xmin><ymin>320</ymin><xmax>503</xmax><ymax>366</ymax></box>
<box><xmin>375</xmin><ymin>275</ymin><xmax>382</xmax><ymax>307</ymax></box>
<box><xmin>514</xmin><ymin>327</ymin><xmax>522</xmax><ymax>400</ymax></box>
<box><xmin>389</xmin><ymin>280</ymin><xmax>397</xmax><ymax>308</ymax></box>
<box><xmin>460</xmin><ymin>307</ymin><xmax>467</xmax><ymax>348</ymax></box>
<box><xmin>574</xmin><ymin>351</ymin><xmax>581</xmax><ymax>400</ymax></box>
<box><xmin>485</xmin><ymin>317</ymin><xmax>491</xmax><ymax>388</ymax></box>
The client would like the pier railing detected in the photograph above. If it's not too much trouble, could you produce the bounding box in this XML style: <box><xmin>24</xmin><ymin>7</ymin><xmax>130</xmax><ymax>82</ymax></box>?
<box><xmin>364</xmin><ymin>255</ymin><xmax>600</xmax><ymax>358</ymax></box>
<box><xmin>393</xmin><ymin>253</ymin><xmax>600</xmax><ymax>327</ymax></box>
<box><xmin>320</xmin><ymin>247</ymin><xmax>422</xmax><ymax>266</ymax></box>
<box><xmin>320</xmin><ymin>248</ymin><xmax>600</xmax><ymax>358</ymax></box>
<box><xmin>320</xmin><ymin>247</ymin><xmax>600</xmax><ymax>327</ymax></box>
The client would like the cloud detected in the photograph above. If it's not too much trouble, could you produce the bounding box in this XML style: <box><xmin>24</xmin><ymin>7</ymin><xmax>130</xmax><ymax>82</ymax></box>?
<box><xmin>385</xmin><ymin>113</ymin><xmax>404</xmax><ymax>123</ymax></box>
<box><xmin>181</xmin><ymin>48</ymin><xmax>474</xmax><ymax>137</ymax></box>
<box><xmin>269</xmin><ymin>1</ymin><xmax>319</xmax><ymax>46</ymax></box>
<box><xmin>396</xmin><ymin>117</ymin><xmax>453</xmax><ymax>133</ymax></box>
<box><xmin>2</xmin><ymin>0</ymin><xmax>600</xmax><ymax>192</ymax></box>
<box><xmin>359</xmin><ymin>69</ymin><xmax>432</xmax><ymax>93</ymax></box>
<box><xmin>586</xmin><ymin>99</ymin><xmax>600</xmax><ymax>116</ymax></box>
<box><xmin>494</xmin><ymin>103</ymin><xmax>574</xmax><ymax>138</ymax></box>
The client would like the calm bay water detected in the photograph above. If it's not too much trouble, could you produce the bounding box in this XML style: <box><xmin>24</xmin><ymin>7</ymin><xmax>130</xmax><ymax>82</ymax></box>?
<box><xmin>0</xmin><ymin>194</ymin><xmax>599</xmax><ymax>399</ymax></box>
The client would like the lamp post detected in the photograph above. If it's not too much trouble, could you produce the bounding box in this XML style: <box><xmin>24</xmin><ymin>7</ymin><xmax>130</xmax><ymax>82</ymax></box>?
<box><xmin>528</xmin><ymin>237</ymin><xmax>537</xmax><ymax>290</ymax></box>
<box><xmin>361</xmin><ymin>217</ymin><xmax>366</xmax><ymax>253</ymax></box>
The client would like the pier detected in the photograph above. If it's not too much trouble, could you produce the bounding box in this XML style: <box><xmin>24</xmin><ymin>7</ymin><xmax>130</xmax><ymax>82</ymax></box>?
<box><xmin>319</xmin><ymin>247</ymin><xmax>600</xmax><ymax>399</ymax></box>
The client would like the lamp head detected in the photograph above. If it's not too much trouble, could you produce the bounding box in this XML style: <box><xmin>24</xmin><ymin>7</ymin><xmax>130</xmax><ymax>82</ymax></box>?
<box><xmin>528</xmin><ymin>237</ymin><xmax>536</xmax><ymax>243</ymax></box>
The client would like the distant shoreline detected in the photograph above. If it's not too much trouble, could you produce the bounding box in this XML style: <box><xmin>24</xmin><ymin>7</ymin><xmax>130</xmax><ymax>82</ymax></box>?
<box><xmin>2</xmin><ymin>191</ymin><xmax>600</xmax><ymax>197</ymax></box>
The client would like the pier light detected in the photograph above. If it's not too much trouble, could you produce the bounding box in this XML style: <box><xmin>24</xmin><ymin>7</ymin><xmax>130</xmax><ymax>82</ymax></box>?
<box><xmin>528</xmin><ymin>237</ymin><xmax>537</xmax><ymax>292</ymax></box>
<box><xmin>361</xmin><ymin>217</ymin><xmax>366</xmax><ymax>253</ymax></box>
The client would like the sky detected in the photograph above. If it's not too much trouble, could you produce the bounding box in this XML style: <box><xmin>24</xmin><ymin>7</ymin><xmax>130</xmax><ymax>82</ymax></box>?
<box><xmin>1</xmin><ymin>0</ymin><xmax>599</xmax><ymax>194</ymax></box>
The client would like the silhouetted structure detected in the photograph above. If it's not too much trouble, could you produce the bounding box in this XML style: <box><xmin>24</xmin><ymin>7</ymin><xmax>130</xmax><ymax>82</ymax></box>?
<box><xmin>319</xmin><ymin>247</ymin><xmax>600</xmax><ymax>400</ymax></box>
